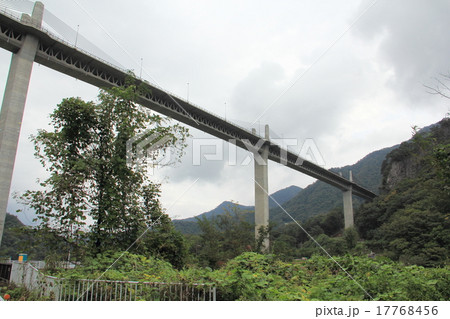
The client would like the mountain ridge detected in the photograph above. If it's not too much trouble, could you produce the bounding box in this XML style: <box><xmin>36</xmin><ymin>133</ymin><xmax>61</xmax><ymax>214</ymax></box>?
<box><xmin>173</xmin><ymin>185</ymin><xmax>302</xmax><ymax>234</ymax></box>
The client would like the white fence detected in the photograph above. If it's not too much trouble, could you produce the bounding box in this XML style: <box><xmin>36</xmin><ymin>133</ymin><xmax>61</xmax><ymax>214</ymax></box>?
<box><xmin>9</xmin><ymin>262</ymin><xmax>216</xmax><ymax>301</ymax></box>
<box><xmin>57</xmin><ymin>279</ymin><xmax>216</xmax><ymax>301</ymax></box>
<box><xmin>9</xmin><ymin>262</ymin><xmax>60</xmax><ymax>299</ymax></box>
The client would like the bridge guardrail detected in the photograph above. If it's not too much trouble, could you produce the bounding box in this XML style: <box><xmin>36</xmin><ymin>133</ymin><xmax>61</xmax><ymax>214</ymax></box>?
<box><xmin>0</xmin><ymin>7</ymin><xmax>255</xmax><ymax>137</ymax></box>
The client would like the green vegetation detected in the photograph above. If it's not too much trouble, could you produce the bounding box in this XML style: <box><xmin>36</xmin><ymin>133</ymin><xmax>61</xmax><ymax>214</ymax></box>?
<box><xmin>44</xmin><ymin>251</ymin><xmax>449</xmax><ymax>301</ymax></box>
<box><xmin>271</xmin><ymin>207</ymin><xmax>346</xmax><ymax>259</ymax></box>
<box><xmin>0</xmin><ymin>283</ymin><xmax>55</xmax><ymax>301</ymax></box>
<box><xmin>3</xmin><ymin>251</ymin><xmax>448</xmax><ymax>301</ymax></box>
<box><xmin>356</xmin><ymin>118</ymin><xmax>450</xmax><ymax>267</ymax></box>
<box><xmin>188</xmin><ymin>204</ymin><xmax>255</xmax><ymax>268</ymax></box>
<box><xmin>14</xmin><ymin>79</ymin><xmax>190</xmax><ymax>266</ymax></box>
<box><xmin>0</xmin><ymin>214</ymin><xmax>34</xmax><ymax>259</ymax></box>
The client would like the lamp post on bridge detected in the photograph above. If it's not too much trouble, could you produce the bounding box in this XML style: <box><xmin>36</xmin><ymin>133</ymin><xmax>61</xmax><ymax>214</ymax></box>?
<box><xmin>186</xmin><ymin>82</ymin><xmax>189</xmax><ymax>102</ymax></box>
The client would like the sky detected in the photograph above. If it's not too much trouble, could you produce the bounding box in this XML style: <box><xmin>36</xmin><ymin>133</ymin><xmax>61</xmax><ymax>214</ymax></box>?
<box><xmin>1</xmin><ymin>0</ymin><xmax>449</xmax><ymax>225</ymax></box>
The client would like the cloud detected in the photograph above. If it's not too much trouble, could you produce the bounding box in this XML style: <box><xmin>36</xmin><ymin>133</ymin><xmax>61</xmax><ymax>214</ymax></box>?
<box><xmin>230</xmin><ymin>61</ymin><xmax>286</xmax><ymax>123</ymax></box>
<box><xmin>227</xmin><ymin>41</ymin><xmax>376</xmax><ymax>145</ymax></box>
<box><xmin>353</xmin><ymin>0</ymin><xmax>450</xmax><ymax>103</ymax></box>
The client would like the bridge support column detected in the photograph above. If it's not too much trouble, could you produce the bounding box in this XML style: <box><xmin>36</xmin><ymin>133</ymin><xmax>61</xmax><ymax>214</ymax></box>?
<box><xmin>343</xmin><ymin>171</ymin><xmax>354</xmax><ymax>229</ymax></box>
<box><xmin>253</xmin><ymin>125</ymin><xmax>269</xmax><ymax>252</ymax></box>
<box><xmin>0</xmin><ymin>2</ymin><xmax>44</xmax><ymax>246</ymax></box>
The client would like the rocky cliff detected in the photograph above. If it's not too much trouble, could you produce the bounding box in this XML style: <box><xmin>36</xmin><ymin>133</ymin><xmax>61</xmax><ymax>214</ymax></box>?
<box><xmin>381</xmin><ymin>118</ymin><xmax>450</xmax><ymax>191</ymax></box>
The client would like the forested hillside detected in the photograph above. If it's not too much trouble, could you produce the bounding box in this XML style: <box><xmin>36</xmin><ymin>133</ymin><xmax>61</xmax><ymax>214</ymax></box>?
<box><xmin>268</xmin><ymin>118</ymin><xmax>450</xmax><ymax>266</ymax></box>
<box><xmin>0</xmin><ymin>214</ymin><xmax>39</xmax><ymax>259</ymax></box>
<box><xmin>355</xmin><ymin>118</ymin><xmax>450</xmax><ymax>266</ymax></box>
<box><xmin>0</xmin><ymin>213</ymin><xmax>24</xmax><ymax>259</ymax></box>
<box><xmin>270</xmin><ymin>146</ymin><xmax>397</xmax><ymax>224</ymax></box>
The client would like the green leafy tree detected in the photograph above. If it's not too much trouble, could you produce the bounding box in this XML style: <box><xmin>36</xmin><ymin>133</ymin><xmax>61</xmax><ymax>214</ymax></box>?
<box><xmin>136</xmin><ymin>185</ymin><xmax>188</xmax><ymax>269</ymax></box>
<box><xmin>271</xmin><ymin>207</ymin><xmax>345</xmax><ymax>260</ymax></box>
<box><xmin>194</xmin><ymin>203</ymin><xmax>254</xmax><ymax>268</ymax></box>
<box><xmin>343</xmin><ymin>226</ymin><xmax>359</xmax><ymax>249</ymax></box>
<box><xmin>20</xmin><ymin>80</ymin><xmax>189</xmax><ymax>262</ymax></box>
<box><xmin>195</xmin><ymin>216</ymin><xmax>223</xmax><ymax>268</ymax></box>
<box><xmin>433</xmin><ymin>143</ymin><xmax>450</xmax><ymax>195</ymax></box>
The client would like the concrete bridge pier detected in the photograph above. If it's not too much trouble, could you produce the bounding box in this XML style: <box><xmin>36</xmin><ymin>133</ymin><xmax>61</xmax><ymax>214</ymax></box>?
<box><xmin>253</xmin><ymin>125</ymin><xmax>270</xmax><ymax>252</ymax></box>
<box><xmin>343</xmin><ymin>170</ymin><xmax>354</xmax><ymax>228</ymax></box>
<box><xmin>0</xmin><ymin>2</ymin><xmax>44</xmax><ymax>246</ymax></box>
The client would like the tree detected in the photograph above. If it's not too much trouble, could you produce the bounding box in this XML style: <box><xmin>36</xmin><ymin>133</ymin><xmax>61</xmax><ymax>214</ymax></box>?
<box><xmin>342</xmin><ymin>226</ymin><xmax>359</xmax><ymax>249</ymax></box>
<box><xmin>425</xmin><ymin>72</ymin><xmax>450</xmax><ymax>101</ymax></box>
<box><xmin>194</xmin><ymin>203</ymin><xmax>254</xmax><ymax>268</ymax></box>
<box><xmin>20</xmin><ymin>79</ymin><xmax>189</xmax><ymax>261</ymax></box>
<box><xmin>136</xmin><ymin>184</ymin><xmax>188</xmax><ymax>269</ymax></box>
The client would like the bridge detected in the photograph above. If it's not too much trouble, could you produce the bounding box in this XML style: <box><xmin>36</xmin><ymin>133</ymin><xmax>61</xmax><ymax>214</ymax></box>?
<box><xmin>0</xmin><ymin>2</ymin><xmax>376</xmax><ymax>249</ymax></box>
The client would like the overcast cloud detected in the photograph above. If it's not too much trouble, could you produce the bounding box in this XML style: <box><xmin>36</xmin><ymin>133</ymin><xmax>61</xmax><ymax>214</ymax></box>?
<box><xmin>0</xmin><ymin>0</ymin><xmax>449</xmax><ymax>223</ymax></box>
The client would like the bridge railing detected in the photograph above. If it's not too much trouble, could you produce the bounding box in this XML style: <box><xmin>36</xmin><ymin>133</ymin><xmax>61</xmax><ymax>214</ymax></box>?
<box><xmin>0</xmin><ymin>7</ymin><xmax>256</xmax><ymax>137</ymax></box>
<box><xmin>0</xmin><ymin>6</ymin><xmax>129</xmax><ymax>74</ymax></box>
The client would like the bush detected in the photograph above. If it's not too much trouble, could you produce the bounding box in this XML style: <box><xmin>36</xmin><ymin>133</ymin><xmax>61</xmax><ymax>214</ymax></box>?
<box><xmin>44</xmin><ymin>251</ymin><xmax>450</xmax><ymax>301</ymax></box>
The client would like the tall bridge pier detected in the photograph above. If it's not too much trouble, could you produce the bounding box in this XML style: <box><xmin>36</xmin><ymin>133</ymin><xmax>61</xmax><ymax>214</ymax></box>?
<box><xmin>343</xmin><ymin>171</ymin><xmax>354</xmax><ymax>228</ymax></box>
<box><xmin>253</xmin><ymin>125</ymin><xmax>270</xmax><ymax>252</ymax></box>
<box><xmin>0</xmin><ymin>2</ymin><xmax>44</xmax><ymax>246</ymax></box>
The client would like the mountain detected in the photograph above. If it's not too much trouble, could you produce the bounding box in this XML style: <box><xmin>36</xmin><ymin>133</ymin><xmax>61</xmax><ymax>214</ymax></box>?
<box><xmin>268</xmin><ymin>185</ymin><xmax>302</xmax><ymax>208</ymax></box>
<box><xmin>174</xmin><ymin>185</ymin><xmax>302</xmax><ymax>234</ymax></box>
<box><xmin>0</xmin><ymin>213</ymin><xmax>28</xmax><ymax>259</ymax></box>
<box><xmin>0</xmin><ymin>212</ymin><xmax>72</xmax><ymax>260</ymax></box>
<box><xmin>174</xmin><ymin>144</ymin><xmax>398</xmax><ymax>234</ymax></box>
<box><xmin>355</xmin><ymin>118</ymin><xmax>450</xmax><ymax>266</ymax></box>
<box><xmin>269</xmin><ymin>145</ymin><xmax>398</xmax><ymax>224</ymax></box>
<box><xmin>181</xmin><ymin>201</ymin><xmax>254</xmax><ymax>223</ymax></box>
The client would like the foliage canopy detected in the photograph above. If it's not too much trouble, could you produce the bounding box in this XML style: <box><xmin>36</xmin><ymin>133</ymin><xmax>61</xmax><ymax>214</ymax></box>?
<box><xmin>19</xmin><ymin>81</ymin><xmax>189</xmax><ymax>263</ymax></box>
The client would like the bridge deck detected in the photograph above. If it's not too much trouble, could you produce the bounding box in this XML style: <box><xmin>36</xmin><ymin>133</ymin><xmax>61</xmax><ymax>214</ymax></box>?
<box><xmin>0</xmin><ymin>11</ymin><xmax>376</xmax><ymax>200</ymax></box>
